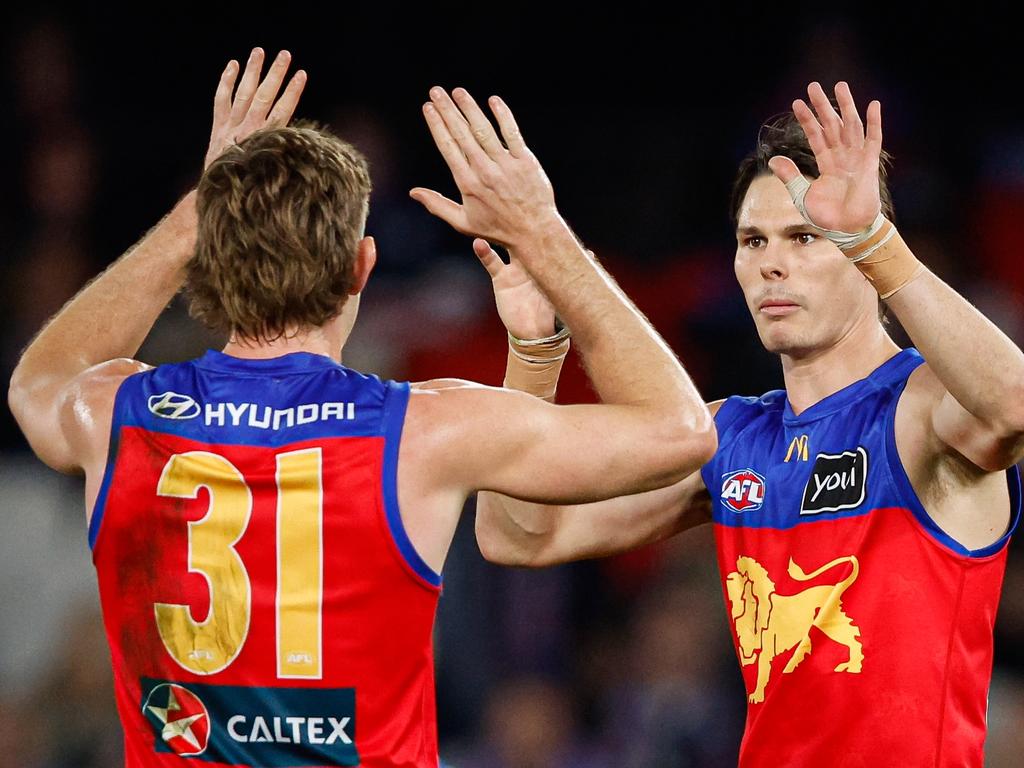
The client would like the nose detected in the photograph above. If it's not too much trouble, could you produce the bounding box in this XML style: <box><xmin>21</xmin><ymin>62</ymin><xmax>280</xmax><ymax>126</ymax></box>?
<box><xmin>759</xmin><ymin>241</ymin><xmax>789</xmax><ymax>281</ymax></box>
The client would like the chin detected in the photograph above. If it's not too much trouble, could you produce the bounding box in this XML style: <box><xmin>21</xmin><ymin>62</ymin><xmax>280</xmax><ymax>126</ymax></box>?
<box><xmin>758</xmin><ymin>325</ymin><xmax>817</xmax><ymax>357</ymax></box>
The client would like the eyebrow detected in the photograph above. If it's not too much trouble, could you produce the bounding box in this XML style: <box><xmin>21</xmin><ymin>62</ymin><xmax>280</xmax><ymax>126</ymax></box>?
<box><xmin>735</xmin><ymin>223</ymin><xmax>818</xmax><ymax>237</ymax></box>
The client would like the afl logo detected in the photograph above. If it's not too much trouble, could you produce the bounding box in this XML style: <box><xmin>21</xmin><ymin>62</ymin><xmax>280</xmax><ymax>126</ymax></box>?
<box><xmin>148</xmin><ymin>391</ymin><xmax>200</xmax><ymax>420</ymax></box>
<box><xmin>142</xmin><ymin>683</ymin><xmax>210</xmax><ymax>756</ymax></box>
<box><xmin>721</xmin><ymin>469</ymin><xmax>766</xmax><ymax>512</ymax></box>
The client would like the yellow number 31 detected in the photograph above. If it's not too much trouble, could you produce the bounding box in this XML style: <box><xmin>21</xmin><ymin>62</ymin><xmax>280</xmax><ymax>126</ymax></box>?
<box><xmin>153</xmin><ymin>448</ymin><xmax>323</xmax><ymax>679</ymax></box>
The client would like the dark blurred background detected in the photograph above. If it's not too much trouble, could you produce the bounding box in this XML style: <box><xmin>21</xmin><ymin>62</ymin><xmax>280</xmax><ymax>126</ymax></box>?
<box><xmin>3</xmin><ymin>6</ymin><xmax>1024</xmax><ymax>767</ymax></box>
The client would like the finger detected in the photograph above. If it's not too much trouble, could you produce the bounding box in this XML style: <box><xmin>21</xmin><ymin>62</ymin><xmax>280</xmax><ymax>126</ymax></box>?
<box><xmin>409</xmin><ymin>187</ymin><xmax>467</xmax><ymax>230</ymax></box>
<box><xmin>865</xmin><ymin>100</ymin><xmax>882</xmax><ymax>150</ymax></box>
<box><xmin>834</xmin><ymin>81</ymin><xmax>864</xmax><ymax>147</ymax></box>
<box><xmin>452</xmin><ymin>87</ymin><xmax>505</xmax><ymax>161</ymax></box>
<box><xmin>806</xmin><ymin>81</ymin><xmax>842</xmax><ymax>146</ymax></box>
<box><xmin>488</xmin><ymin>95</ymin><xmax>528</xmax><ymax>158</ymax></box>
<box><xmin>266</xmin><ymin>69</ymin><xmax>307</xmax><ymax>127</ymax></box>
<box><xmin>228</xmin><ymin>47</ymin><xmax>266</xmax><ymax>126</ymax></box>
<box><xmin>212</xmin><ymin>60</ymin><xmax>239</xmax><ymax>134</ymax></box>
<box><xmin>422</xmin><ymin>102</ymin><xmax>472</xmax><ymax>180</ymax></box>
<box><xmin>429</xmin><ymin>86</ymin><xmax>494</xmax><ymax>170</ymax></box>
<box><xmin>247</xmin><ymin>49</ymin><xmax>293</xmax><ymax>124</ymax></box>
<box><xmin>768</xmin><ymin>155</ymin><xmax>803</xmax><ymax>185</ymax></box>
<box><xmin>472</xmin><ymin>238</ymin><xmax>505</xmax><ymax>278</ymax></box>
<box><xmin>792</xmin><ymin>99</ymin><xmax>830</xmax><ymax>160</ymax></box>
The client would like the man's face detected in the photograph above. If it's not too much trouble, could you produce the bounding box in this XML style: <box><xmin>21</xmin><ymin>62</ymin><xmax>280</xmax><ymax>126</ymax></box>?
<box><xmin>733</xmin><ymin>175</ymin><xmax>878</xmax><ymax>358</ymax></box>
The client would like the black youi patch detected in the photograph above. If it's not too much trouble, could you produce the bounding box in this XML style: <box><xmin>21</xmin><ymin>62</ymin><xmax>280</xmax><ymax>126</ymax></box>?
<box><xmin>800</xmin><ymin>447</ymin><xmax>868</xmax><ymax>515</ymax></box>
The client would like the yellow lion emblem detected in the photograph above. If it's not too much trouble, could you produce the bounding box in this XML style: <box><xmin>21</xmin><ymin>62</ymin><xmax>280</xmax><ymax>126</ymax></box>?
<box><xmin>725</xmin><ymin>555</ymin><xmax>863</xmax><ymax>703</ymax></box>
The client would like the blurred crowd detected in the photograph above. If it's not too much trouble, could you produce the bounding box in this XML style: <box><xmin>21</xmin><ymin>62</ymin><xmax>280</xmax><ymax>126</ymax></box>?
<box><xmin>2</xmin><ymin>12</ymin><xmax>1024</xmax><ymax>768</ymax></box>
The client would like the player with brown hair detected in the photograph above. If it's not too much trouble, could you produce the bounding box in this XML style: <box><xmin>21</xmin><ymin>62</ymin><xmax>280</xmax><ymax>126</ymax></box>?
<box><xmin>473</xmin><ymin>82</ymin><xmax>1024</xmax><ymax>767</ymax></box>
<box><xmin>7</xmin><ymin>51</ymin><xmax>715</xmax><ymax>766</ymax></box>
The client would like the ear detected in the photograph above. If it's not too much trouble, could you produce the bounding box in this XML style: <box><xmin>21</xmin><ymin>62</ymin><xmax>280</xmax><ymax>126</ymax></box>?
<box><xmin>350</xmin><ymin>236</ymin><xmax>377</xmax><ymax>295</ymax></box>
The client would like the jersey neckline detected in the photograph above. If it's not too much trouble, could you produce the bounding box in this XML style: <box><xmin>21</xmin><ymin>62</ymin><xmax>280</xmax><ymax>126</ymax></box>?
<box><xmin>782</xmin><ymin>347</ymin><xmax>924</xmax><ymax>426</ymax></box>
<box><xmin>196</xmin><ymin>348</ymin><xmax>343</xmax><ymax>374</ymax></box>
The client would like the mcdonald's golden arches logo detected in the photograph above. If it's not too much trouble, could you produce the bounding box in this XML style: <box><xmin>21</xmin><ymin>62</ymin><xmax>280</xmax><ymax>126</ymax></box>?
<box><xmin>785</xmin><ymin>434</ymin><xmax>809</xmax><ymax>462</ymax></box>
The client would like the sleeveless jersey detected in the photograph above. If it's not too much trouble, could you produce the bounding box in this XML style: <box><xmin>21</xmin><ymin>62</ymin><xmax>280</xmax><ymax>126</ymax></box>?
<box><xmin>699</xmin><ymin>348</ymin><xmax>1021</xmax><ymax>767</ymax></box>
<box><xmin>89</xmin><ymin>349</ymin><xmax>442</xmax><ymax>768</ymax></box>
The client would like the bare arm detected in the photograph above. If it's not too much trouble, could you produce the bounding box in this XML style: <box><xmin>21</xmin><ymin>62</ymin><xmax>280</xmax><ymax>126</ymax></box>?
<box><xmin>886</xmin><ymin>274</ymin><xmax>1024</xmax><ymax>472</ymax></box>
<box><xmin>409</xmin><ymin>88</ymin><xmax>716</xmax><ymax>500</ymax></box>
<box><xmin>476</xmin><ymin>471</ymin><xmax>711</xmax><ymax>567</ymax></box>
<box><xmin>472</xmin><ymin>400</ymin><xmax>723</xmax><ymax>567</ymax></box>
<box><xmin>451</xmin><ymin>209</ymin><xmax>721</xmax><ymax>566</ymax></box>
<box><xmin>8</xmin><ymin>49</ymin><xmax>306</xmax><ymax>474</ymax></box>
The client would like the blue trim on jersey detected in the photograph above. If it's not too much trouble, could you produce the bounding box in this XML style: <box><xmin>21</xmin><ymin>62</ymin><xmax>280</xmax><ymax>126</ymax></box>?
<box><xmin>381</xmin><ymin>382</ymin><xmax>442</xmax><ymax>588</ymax></box>
<box><xmin>783</xmin><ymin>348</ymin><xmax>924</xmax><ymax>425</ymax></box>
<box><xmin>884</xmin><ymin>375</ymin><xmax>1023</xmax><ymax>557</ymax></box>
<box><xmin>88</xmin><ymin>374</ymin><xmax>135</xmax><ymax>551</ymax></box>
<box><xmin>196</xmin><ymin>348</ymin><xmax>345</xmax><ymax>375</ymax></box>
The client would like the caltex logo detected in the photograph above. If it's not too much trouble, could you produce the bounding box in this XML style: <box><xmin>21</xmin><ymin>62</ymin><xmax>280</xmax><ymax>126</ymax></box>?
<box><xmin>721</xmin><ymin>469</ymin><xmax>767</xmax><ymax>512</ymax></box>
<box><xmin>148</xmin><ymin>391</ymin><xmax>200</xmax><ymax>420</ymax></box>
<box><xmin>143</xmin><ymin>683</ymin><xmax>210</xmax><ymax>756</ymax></box>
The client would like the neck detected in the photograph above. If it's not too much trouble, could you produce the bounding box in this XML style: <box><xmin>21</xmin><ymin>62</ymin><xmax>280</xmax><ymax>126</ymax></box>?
<box><xmin>781</xmin><ymin>317</ymin><xmax>900</xmax><ymax>415</ymax></box>
<box><xmin>222</xmin><ymin>325</ymin><xmax>347</xmax><ymax>364</ymax></box>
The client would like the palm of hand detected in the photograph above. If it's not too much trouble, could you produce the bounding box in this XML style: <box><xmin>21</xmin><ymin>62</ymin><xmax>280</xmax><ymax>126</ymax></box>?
<box><xmin>776</xmin><ymin>82</ymin><xmax>884</xmax><ymax>235</ymax></box>
<box><xmin>803</xmin><ymin>150</ymin><xmax>881</xmax><ymax>233</ymax></box>
<box><xmin>492</xmin><ymin>258</ymin><xmax>556</xmax><ymax>339</ymax></box>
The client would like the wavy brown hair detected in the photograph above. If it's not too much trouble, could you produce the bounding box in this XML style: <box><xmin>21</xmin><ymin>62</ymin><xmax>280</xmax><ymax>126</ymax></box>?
<box><xmin>187</xmin><ymin>122</ymin><xmax>371</xmax><ymax>341</ymax></box>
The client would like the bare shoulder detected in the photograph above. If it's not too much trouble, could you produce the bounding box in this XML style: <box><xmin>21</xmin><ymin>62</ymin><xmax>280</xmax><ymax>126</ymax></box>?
<box><xmin>404</xmin><ymin>378</ymin><xmax>548</xmax><ymax>456</ymax></box>
<box><xmin>410</xmin><ymin>377</ymin><xmax>488</xmax><ymax>392</ymax></box>
<box><xmin>899</xmin><ymin>360</ymin><xmax>946</xmax><ymax>407</ymax></box>
<box><xmin>61</xmin><ymin>358</ymin><xmax>150</xmax><ymax>471</ymax></box>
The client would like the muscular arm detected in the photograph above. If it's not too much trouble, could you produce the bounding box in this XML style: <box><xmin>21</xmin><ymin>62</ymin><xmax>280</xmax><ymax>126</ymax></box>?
<box><xmin>8</xmin><ymin>50</ymin><xmax>305</xmax><ymax>476</ymax></box>
<box><xmin>472</xmin><ymin>400</ymin><xmax>723</xmax><ymax>567</ymax></box>
<box><xmin>410</xmin><ymin>89</ymin><xmax>717</xmax><ymax>498</ymax></box>
<box><xmin>8</xmin><ymin>197</ymin><xmax>196</xmax><ymax>472</ymax></box>
<box><xmin>886</xmin><ymin>272</ymin><xmax>1024</xmax><ymax>472</ymax></box>
<box><xmin>476</xmin><ymin>472</ymin><xmax>711</xmax><ymax>567</ymax></box>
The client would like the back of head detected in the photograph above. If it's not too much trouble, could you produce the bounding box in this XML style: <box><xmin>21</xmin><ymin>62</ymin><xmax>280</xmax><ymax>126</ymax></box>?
<box><xmin>729</xmin><ymin>111</ymin><xmax>894</xmax><ymax>223</ymax></box>
<box><xmin>187</xmin><ymin>122</ymin><xmax>372</xmax><ymax>342</ymax></box>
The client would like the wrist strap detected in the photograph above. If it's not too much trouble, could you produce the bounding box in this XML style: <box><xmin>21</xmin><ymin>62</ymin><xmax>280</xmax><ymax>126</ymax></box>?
<box><xmin>504</xmin><ymin>326</ymin><xmax>571</xmax><ymax>403</ymax></box>
<box><xmin>784</xmin><ymin>175</ymin><xmax>888</xmax><ymax>251</ymax></box>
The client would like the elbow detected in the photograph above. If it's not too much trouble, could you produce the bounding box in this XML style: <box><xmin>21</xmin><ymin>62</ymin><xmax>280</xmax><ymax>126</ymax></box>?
<box><xmin>7</xmin><ymin>366</ymin><xmax>32</xmax><ymax>431</ymax></box>
<box><xmin>476</xmin><ymin>529</ymin><xmax>543</xmax><ymax>568</ymax></box>
<box><xmin>659</xmin><ymin>407</ymin><xmax>718</xmax><ymax>481</ymax></box>
<box><xmin>474</xmin><ymin>508</ymin><xmax>551</xmax><ymax>569</ymax></box>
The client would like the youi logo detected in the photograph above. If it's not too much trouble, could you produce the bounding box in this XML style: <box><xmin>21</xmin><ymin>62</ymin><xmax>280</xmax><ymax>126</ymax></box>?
<box><xmin>721</xmin><ymin>469</ymin><xmax>767</xmax><ymax>513</ymax></box>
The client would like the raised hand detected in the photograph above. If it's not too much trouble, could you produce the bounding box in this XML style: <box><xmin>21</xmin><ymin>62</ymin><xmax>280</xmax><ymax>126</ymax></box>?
<box><xmin>768</xmin><ymin>81</ymin><xmax>882</xmax><ymax>233</ymax></box>
<box><xmin>410</xmin><ymin>87</ymin><xmax>559</xmax><ymax>248</ymax></box>
<box><xmin>204</xmin><ymin>48</ymin><xmax>307</xmax><ymax>169</ymax></box>
<box><xmin>473</xmin><ymin>240</ymin><xmax>557</xmax><ymax>339</ymax></box>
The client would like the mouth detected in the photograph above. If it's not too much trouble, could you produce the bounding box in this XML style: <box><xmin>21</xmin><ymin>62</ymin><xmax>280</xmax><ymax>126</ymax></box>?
<box><xmin>758</xmin><ymin>299</ymin><xmax>801</xmax><ymax>317</ymax></box>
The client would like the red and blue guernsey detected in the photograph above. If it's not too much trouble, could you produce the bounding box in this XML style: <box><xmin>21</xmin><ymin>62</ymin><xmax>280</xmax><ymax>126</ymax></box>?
<box><xmin>89</xmin><ymin>350</ymin><xmax>442</xmax><ymax>767</ymax></box>
<box><xmin>700</xmin><ymin>348</ymin><xmax>1021</xmax><ymax>767</ymax></box>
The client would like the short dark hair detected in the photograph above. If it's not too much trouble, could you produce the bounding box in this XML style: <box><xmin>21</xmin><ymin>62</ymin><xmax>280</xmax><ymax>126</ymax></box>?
<box><xmin>729</xmin><ymin>112</ymin><xmax>894</xmax><ymax>224</ymax></box>
<box><xmin>187</xmin><ymin>121</ymin><xmax>372</xmax><ymax>342</ymax></box>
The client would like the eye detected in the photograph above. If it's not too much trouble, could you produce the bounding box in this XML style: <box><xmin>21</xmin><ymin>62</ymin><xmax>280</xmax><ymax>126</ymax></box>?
<box><xmin>794</xmin><ymin>232</ymin><xmax>818</xmax><ymax>245</ymax></box>
<box><xmin>743</xmin><ymin>236</ymin><xmax>766</xmax><ymax>248</ymax></box>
